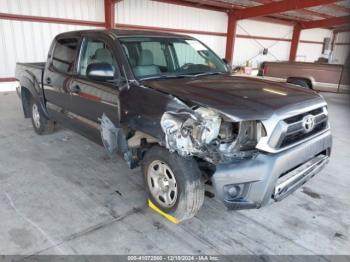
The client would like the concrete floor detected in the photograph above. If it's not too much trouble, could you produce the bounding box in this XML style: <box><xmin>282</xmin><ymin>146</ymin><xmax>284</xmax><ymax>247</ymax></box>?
<box><xmin>0</xmin><ymin>89</ymin><xmax>349</xmax><ymax>255</ymax></box>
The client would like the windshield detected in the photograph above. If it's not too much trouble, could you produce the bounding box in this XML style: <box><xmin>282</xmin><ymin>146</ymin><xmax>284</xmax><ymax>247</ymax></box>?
<box><xmin>119</xmin><ymin>37</ymin><xmax>228</xmax><ymax>80</ymax></box>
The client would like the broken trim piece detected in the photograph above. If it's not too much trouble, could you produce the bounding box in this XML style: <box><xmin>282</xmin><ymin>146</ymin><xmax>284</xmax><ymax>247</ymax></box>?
<box><xmin>99</xmin><ymin>113</ymin><xmax>133</xmax><ymax>167</ymax></box>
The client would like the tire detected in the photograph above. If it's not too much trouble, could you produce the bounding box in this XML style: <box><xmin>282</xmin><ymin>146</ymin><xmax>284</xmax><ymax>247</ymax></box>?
<box><xmin>30</xmin><ymin>98</ymin><xmax>55</xmax><ymax>135</ymax></box>
<box><xmin>142</xmin><ymin>146</ymin><xmax>204</xmax><ymax>222</ymax></box>
<box><xmin>288</xmin><ymin>78</ymin><xmax>310</xmax><ymax>89</ymax></box>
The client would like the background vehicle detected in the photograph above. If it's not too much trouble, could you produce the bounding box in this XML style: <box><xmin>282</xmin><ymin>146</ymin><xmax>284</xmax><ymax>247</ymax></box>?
<box><xmin>15</xmin><ymin>30</ymin><xmax>332</xmax><ymax>223</ymax></box>
<box><xmin>259</xmin><ymin>58</ymin><xmax>350</xmax><ymax>93</ymax></box>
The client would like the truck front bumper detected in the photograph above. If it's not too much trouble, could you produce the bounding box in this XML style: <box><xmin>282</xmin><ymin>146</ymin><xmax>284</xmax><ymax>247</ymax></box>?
<box><xmin>211</xmin><ymin>130</ymin><xmax>332</xmax><ymax>210</ymax></box>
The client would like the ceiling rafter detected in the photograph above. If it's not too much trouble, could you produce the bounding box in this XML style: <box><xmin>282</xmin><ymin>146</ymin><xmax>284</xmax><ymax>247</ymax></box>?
<box><xmin>253</xmin><ymin>0</ymin><xmax>335</xmax><ymax>19</ymax></box>
<box><xmin>151</xmin><ymin>0</ymin><xmax>229</xmax><ymax>12</ymax></box>
<box><xmin>233</xmin><ymin>0</ymin><xmax>339</xmax><ymax>20</ymax></box>
<box><xmin>300</xmin><ymin>15</ymin><xmax>350</xmax><ymax>29</ymax></box>
<box><xmin>183</xmin><ymin>0</ymin><xmax>241</xmax><ymax>10</ymax></box>
<box><xmin>153</xmin><ymin>0</ymin><xmax>348</xmax><ymax>28</ymax></box>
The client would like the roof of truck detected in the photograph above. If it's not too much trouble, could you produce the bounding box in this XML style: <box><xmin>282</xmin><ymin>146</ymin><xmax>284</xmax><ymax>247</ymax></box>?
<box><xmin>55</xmin><ymin>29</ymin><xmax>193</xmax><ymax>39</ymax></box>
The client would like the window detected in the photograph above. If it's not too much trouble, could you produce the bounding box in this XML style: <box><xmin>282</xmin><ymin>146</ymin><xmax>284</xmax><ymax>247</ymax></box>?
<box><xmin>52</xmin><ymin>38</ymin><xmax>79</xmax><ymax>73</ymax></box>
<box><xmin>78</xmin><ymin>39</ymin><xmax>118</xmax><ymax>77</ymax></box>
<box><xmin>119</xmin><ymin>37</ymin><xmax>227</xmax><ymax>79</ymax></box>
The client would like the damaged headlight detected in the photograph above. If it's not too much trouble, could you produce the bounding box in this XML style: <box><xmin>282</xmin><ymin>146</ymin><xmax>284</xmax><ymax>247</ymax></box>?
<box><xmin>218</xmin><ymin>120</ymin><xmax>266</xmax><ymax>153</ymax></box>
<box><xmin>185</xmin><ymin>107</ymin><xmax>221</xmax><ymax>144</ymax></box>
<box><xmin>161</xmin><ymin>107</ymin><xmax>221</xmax><ymax>155</ymax></box>
<box><xmin>161</xmin><ymin>107</ymin><xmax>266</xmax><ymax>163</ymax></box>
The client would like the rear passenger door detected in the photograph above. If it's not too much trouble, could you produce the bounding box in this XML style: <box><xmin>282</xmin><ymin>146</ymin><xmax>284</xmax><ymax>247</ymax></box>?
<box><xmin>67</xmin><ymin>35</ymin><xmax>121</xmax><ymax>144</ymax></box>
<box><xmin>44</xmin><ymin>37</ymin><xmax>80</xmax><ymax>122</ymax></box>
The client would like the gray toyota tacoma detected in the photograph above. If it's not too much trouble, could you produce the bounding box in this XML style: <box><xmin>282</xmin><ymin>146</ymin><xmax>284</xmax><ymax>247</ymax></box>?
<box><xmin>15</xmin><ymin>30</ymin><xmax>332</xmax><ymax>222</ymax></box>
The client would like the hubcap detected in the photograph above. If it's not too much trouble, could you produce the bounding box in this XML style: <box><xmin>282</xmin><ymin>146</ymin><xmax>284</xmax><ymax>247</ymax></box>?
<box><xmin>147</xmin><ymin>160</ymin><xmax>178</xmax><ymax>208</ymax></box>
<box><xmin>32</xmin><ymin>103</ymin><xmax>41</xmax><ymax>129</ymax></box>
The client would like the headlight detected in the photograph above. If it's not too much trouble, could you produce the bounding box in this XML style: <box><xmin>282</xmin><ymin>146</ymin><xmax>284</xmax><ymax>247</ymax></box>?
<box><xmin>222</xmin><ymin>120</ymin><xmax>266</xmax><ymax>151</ymax></box>
<box><xmin>160</xmin><ymin>107</ymin><xmax>265</xmax><ymax>162</ymax></box>
<box><xmin>191</xmin><ymin>107</ymin><xmax>221</xmax><ymax>144</ymax></box>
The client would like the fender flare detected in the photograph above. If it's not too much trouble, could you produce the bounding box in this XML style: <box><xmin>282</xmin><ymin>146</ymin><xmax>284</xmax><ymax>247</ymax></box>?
<box><xmin>19</xmin><ymin>76</ymin><xmax>50</xmax><ymax>119</ymax></box>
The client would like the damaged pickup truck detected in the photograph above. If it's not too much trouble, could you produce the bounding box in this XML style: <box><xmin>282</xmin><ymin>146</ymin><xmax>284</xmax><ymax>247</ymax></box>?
<box><xmin>15</xmin><ymin>30</ymin><xmax>332</xmax><ymax>222</ymax></box>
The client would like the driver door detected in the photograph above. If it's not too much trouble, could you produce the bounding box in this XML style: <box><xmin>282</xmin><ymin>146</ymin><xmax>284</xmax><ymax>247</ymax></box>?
<box><xmin>67</xmin><ymin>35</ymin><xmax>121</xmax><ymax>144</ymax></box>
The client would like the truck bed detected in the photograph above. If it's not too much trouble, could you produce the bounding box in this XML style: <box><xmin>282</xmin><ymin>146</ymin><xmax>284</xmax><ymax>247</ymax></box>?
<box><xmin>15</xmin><ymin>62</ymin><xmax>45</xmax><ymax>83</ymax></box>
<box><xmin>15</xmin><ymin>62</ymin><xmax>46</xmax><ymax>97</ymax></box>
<box><xmin>260</xmin><ymin>61</ymin><xmax>349</xmax><ymax>93</ymax></box>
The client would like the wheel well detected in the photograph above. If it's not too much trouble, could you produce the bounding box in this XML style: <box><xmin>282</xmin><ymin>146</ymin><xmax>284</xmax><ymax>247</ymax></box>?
<box><xmin>21</xmin><ymin>87</ymin><xmax>32</xmax><ymax>118</ymax></box>
<box><xmin>287</xmin><ymin>77</ymin><xmax>313</xmax><ymax>89</ymax></box>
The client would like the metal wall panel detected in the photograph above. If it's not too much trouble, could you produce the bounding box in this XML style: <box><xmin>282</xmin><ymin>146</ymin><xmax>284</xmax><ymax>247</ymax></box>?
<box><xmin>233</xmin><ymin>38</ymin><xmax>291</xmax><ymax>67</ymax></box>
<box><xmin>0</xmin><ymin>20</ymin><xmax>97</xmax><ymax>77</ymax></box>
<box><xmin>0</xmin><ymin>0</ymin><xmax>103</xmax><ymax>78</ymax></box>
<box><xmin>0</xmin><ymin>0</ymin><xmax>104</xmax><ymax>21</ymax></box>
<box><xmin>116</xmin><ymin>0</ymin><xmax>227</xmax><ymax>33</ymax></box>
<box><xmin>115</xmin><ymin>0</ymin><xmax>228</xmax><ymax>58</ymax></box>
<box><xmin>234</xmin><ymin>19</ymin><xmax>292</xmax><ymax>66</ymax></box>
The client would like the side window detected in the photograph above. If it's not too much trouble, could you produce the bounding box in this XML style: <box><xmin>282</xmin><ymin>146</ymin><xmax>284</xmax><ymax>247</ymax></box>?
<box><xmin>52</xmin><ymin>38</ymin><xmax>79</xmax><ymax>73</ymax></box>
<box><xmin>78</xmin><ymin>39</ymin><xmax>118</xmax><ymax>77</ymax></box>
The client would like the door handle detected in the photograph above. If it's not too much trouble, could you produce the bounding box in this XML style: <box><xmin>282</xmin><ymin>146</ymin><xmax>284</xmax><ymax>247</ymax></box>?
<box><xmin>70</xmin><ymin>85</ymin><xmax>81</xmax><ymax>94</ymax></box>
<box><xmin>46</xmin><ymin>77</ymin><xmax>51</xmax><ymax>85</ymax></box>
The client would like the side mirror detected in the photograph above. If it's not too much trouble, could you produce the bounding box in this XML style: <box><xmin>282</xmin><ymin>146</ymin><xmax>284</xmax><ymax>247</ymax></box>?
<box><xmin>86</xmin><ymin>63</ymin><xmax>114</xmax><ymax>81</ymax></box>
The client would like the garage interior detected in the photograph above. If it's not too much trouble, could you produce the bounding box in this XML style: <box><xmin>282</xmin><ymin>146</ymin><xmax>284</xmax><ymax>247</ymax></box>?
<box><xmin>0</xmin><ymin>0</ymin><xmax>350</xmax><ymax>256</ymax></box>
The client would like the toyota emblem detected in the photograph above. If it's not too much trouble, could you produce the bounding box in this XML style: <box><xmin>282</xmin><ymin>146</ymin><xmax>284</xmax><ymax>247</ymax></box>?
<box><xmin>302</xmin><ymin>114</ymin><xmax>316</xmax><ymax>133</ymax></box>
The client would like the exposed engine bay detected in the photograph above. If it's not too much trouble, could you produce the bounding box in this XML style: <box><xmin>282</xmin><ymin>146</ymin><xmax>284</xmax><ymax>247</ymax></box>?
<box><xmin>161</xmin><ymin>107</ymin><xmax>265</xmax><ymax>164</ymax></box>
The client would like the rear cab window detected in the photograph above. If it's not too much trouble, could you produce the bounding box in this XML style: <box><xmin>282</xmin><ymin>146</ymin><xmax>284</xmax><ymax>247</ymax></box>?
<box><xmin>52</xmin><ymin>38</ymin><xmax>79</xmax><ymax>73</ymax></box>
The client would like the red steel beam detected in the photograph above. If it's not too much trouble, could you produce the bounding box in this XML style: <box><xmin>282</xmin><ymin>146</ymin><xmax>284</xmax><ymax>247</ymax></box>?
<box><xmin>104</xmin><ymin>0</ymin><xmax>116</xmax><ymax>29</ymax></box>
<box><xmin>297</xmin><ymin>9</ymin><xmax>333</xmax><ymax>19</ymax></box>
<box><xmin>0</xmin><ymin>12</ymin><xmax>105</xmax><ymax>27</ymax></box>
<box><xmin>117</xmin><ymin>22</ymin><xmax>324</xmax><ymax>44</ymax></box>
<box><xmin>234</xmin><ymin>0</ymin><xmax>338</xmax><ymax>20</ymax></box>
<box><xmin>225</xmin><ymin>13</ymin><xmax>237</xmax><ymax>63</ymax></box>
<box><xmin>0</xmin><ymin>77</ymin><xmax>16</xmax><ymax>82</ymax></box>
<box><xmin>116</xmin><ymin>23</ymin><xmax>226</xmax><ymax>36</ymax></box>
<box><xmin>181</xmin><ymin>0</ymin><xmax>239</xmax><ymax>10</ymax></box>
<box><xmin>301</xmin><ymin>15</ymin><xmax>350</xmax><ymax>29</ymax></box>
<box><xmin>152</xmin><ymin>0</ymin><xmax>229</xmax><ymax>12</ymax></box>
<box><xmin>289</xmin><ymin>23</ymin><xmax>301</xmax><ymax>61</ymax></box>
<box><xmin>253</xmin><ymin>0</ymin><xmax>333</xmax><ymax>19</ymax></box>
<box><xmin>153</xmin><ymin>0</ymin><xmax>311</xmax><ymax>25</ymax></box>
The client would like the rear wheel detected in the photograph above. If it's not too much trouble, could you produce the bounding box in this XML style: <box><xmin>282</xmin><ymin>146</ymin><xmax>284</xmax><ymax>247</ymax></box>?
<box><xmin>30</xmin><ymin>99</ymin><xmax>55</xmax><ymax>135</ymax></box>
<box><xmin>142</xmin><ymin>146</ymin><xmax>204</xmax><ymax>223</ymax></box>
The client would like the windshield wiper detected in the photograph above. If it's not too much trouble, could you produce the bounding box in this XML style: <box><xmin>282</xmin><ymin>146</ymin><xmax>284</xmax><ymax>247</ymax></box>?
<box><xmin>140</xmin><ymin>71</ymin><xmax>227</xmax><ymax>81</ymax></box>
<box><xmin>179</xmin><ymin>71</ymin><xmax>227</xmax><ymax>78</ymax></box>
<box><xmin>140</xmin><ymin>75</ymin><xmax>186</xmax><ymax>81</ymax></box>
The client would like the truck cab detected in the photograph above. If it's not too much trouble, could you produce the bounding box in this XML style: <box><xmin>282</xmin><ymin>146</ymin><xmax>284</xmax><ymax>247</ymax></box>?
<box><xmin>16</xmin><ymin>30</ymin><xmax>332</xmax><ymax>223</ymax></box>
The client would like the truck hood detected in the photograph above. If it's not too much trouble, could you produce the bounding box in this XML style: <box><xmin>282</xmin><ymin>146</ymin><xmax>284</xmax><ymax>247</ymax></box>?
<box><xmin>143</xmin><ymin>75</ymin><xmax>326</xmax><ymax>121</ymax></box>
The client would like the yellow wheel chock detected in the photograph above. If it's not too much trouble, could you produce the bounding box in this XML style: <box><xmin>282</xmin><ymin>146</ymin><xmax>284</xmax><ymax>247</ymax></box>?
<box><xmin>148</xmin><ymin>199</ymin><xmax>179</xmax><ymax>224</ymax></box>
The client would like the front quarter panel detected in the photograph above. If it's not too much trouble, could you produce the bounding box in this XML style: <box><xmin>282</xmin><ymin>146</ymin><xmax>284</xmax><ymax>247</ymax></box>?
<box><xmin>119</xmin><ymin>83</ymin><xmax>191</xmax><ymax>141</ymax></box>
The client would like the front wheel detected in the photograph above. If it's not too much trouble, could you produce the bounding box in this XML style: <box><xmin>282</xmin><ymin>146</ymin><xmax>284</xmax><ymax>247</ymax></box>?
<box><xmin>142</xmin><ymin>146</ymin><xmax>204</xmax><ymax>223</ymax></box>
<box><xmin>30</xmin><ymin>99</ymin><xmax>55</xmax><ymax>135</ymax></box>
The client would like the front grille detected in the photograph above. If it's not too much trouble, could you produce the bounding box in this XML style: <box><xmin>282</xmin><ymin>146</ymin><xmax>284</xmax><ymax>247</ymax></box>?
<box><xmin>284</xmin><ymin>108</ymin><xmax>323</xmax><ymax>124</ymax></box>
<box><xmin>279</xmin><ymin>107</ymin><xmax>328</xmax><ymax>148</ymax></box>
